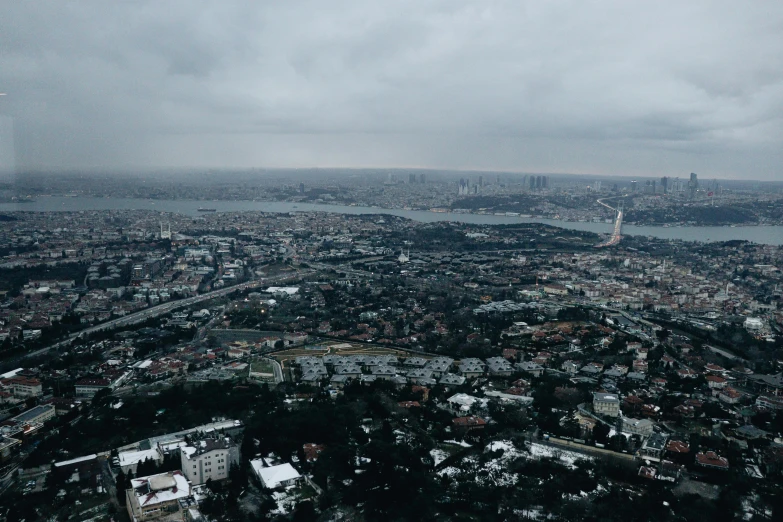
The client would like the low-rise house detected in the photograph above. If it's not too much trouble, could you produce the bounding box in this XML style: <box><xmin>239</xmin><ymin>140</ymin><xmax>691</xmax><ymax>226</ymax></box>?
<box><xmin>459</xmin><ymin>361</ymin><xmax>485</xmax><ymax>379</ymax></box>
<box><xmin>303</xmin><ymin>443</ymin><xmax>326</xmax><ymax>463</ymax></box>
<box><xmin>370</xmin><ymin>366</ymin><xmax>396</xmax><ymax>380</ymax></box>
<box><xmin>695</xmin><ymin>451</ymin><xmax>729</xmax><ymax>471</ymax></box>
<box><xmin>333</xmin><ymin>365</ymin><xmax>362</xmax><ymax>379</ymax></box>
<box><xmin>406</xmin><ymin>369</ymin><xmax>434</xmax><ymax>385</ymax></box>
<box><xmin>447</xmin><ymin>393</ymin><xmax>480</xmax><ymax>414</ymax></box>
<box><xmin>425</xmin><ymin>358</ymin><xmax>452</xmax><ymax>378</ymax></box>
<box><xmin>706</xmin><ymin>375</ymin><xmax>727</xmax><ymax>389</ymax></box>
<box><xmin>118</xmin><ymin>448</ymin><xmax>163</xmax><ymax>474</ymax></box>
<box><xmin>250</xmin><ymin>461</ymin><xmax>302</xmax><ymax>489</ymax></box>
<box><xmin>452</xmin><ymin>416</ymin><xmax>486</xmax><ymax>431</ymax></box>
<box><xmin>486</xmin><ymin>357</ymin><xmax>514</xmax><ymax>376</ymax></box>
<box><xmin>621</xmin><ymin>417</ymin><xmax>654</xmax><ymax>437</ymax></box>
<box><xmin>638</xmin><ymin>432</ymin><xmax>668</xmax><ymax>462</ymax></box>
<box><xmin>439</xmin><ymin>374</ymin><xmax>466</xmax><ymax>387</ymax></box>
<box><xmin>517</xmin><ymin>361</ymin><xmax>544</xmax><ymax>377</ymax></box>
<box><xmin>718</xmin><ymin>388</ymin><xmax>743</xmax><ymax>404</ymax></box>
<box><xmin>756</xmin><ymin>394</ymin><xmax>783</xmax><ymax>410</ymax></box>
<box><xmin>330</xmin><ymin>374</ymin><xmax>351</xmax><ymax>388</ymax></box>
<box><xmin>666</xmin><ymin>439</ymin><xmax>691</xmax><ymax>458</ymax></box>
<box><xmin>402</xmin><ymin>357</ymin><xmax>428</xmax><ymax>368</ymax></box>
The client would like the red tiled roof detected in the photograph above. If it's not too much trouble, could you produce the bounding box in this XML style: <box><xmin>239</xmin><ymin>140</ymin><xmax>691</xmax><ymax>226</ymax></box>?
<box><xmin>452</xmin><ymin>416</ymin><xmax>486</xmax><ymax>428</ymax></box>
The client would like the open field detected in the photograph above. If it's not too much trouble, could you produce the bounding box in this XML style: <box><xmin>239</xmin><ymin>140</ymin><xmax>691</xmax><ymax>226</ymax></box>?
<box><xmin>249</xmin><ymin>357</ymin><xmax>278</xmax><ymax>384</ymax></box>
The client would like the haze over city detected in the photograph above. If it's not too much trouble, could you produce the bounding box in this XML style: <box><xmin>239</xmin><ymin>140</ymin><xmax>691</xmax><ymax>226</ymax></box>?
<box><xmin>1</xmin><ymin>1</ymin><xmax>783</xmax><ymax>179</ymax></box>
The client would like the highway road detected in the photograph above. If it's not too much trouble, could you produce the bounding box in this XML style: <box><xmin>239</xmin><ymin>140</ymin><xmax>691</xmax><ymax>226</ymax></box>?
<box><xmin>21</xmin><ymin>270</ymin><xmax>313</xmax><ymax>361</ymax></box>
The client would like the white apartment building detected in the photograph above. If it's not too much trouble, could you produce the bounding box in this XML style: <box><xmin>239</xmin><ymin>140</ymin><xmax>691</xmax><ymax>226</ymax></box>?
<box><xmin>593</xmin><ymin>392</ymin><xmax>621</xmax><ymax>418</ymax></box>
<box><xmin>180</xmin><ymin>437</ymin><xmax>239</xmax><ymax>485</ymax></box>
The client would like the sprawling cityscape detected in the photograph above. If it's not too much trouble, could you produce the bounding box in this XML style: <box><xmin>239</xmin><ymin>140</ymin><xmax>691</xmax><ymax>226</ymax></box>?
<box><xmin>3</xmin><ymin>1</ymin><xmax>783</xmax><ymax>521</ymax></box>
<box><xmin>0</xmin><ymin>170</ymin><xmax>781</xmax><ymax>521</ymax></box>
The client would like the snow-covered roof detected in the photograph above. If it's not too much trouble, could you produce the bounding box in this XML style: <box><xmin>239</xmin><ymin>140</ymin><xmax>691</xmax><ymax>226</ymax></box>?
<box><xmin>265</xmin><ymin>287</ymin><xmax>299</xmax><ymax>295</ymax></box>
<box><xmin>447</xmin><ymin>393</ymin><xmax>478</xmax><ymax>406</ymax></box>
<box><xmin>131</xmin><ymin>471</ymin><xmax>191</xmax><ymax>507</ymax></box>
<box><xmin>250</xmin><ymin>461</ymin><xmax>301</xmax><ymax>489</ymax></box>
<box><xmin>54</xmin><ymin>454</ymin><xmax>98</xmax><ymax>467</ymax></box>
<box><xmin>119</xmin><ymin>448</ymin><xmax>161</xmax><ymax>468</ymax></box>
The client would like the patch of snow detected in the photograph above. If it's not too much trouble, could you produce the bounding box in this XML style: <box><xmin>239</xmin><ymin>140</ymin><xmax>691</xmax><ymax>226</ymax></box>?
<box><xmin>444</xmin><ymin>439</ymin><xmax>472</xmax><ymax>448</ymax></box>
<box><xmin>438</xmin><ymin>466</ymin><xmax>461</xmax><ymax>477</ymax></box>
<box><xmin>527</xmin><ymin>442</ymin><xmax>592</xmax><ymax>469</ymax></box>
<box><xmin>430</xmin><ymin>449</ymin><xmax>449</xmax><ymax>466</ymax></box>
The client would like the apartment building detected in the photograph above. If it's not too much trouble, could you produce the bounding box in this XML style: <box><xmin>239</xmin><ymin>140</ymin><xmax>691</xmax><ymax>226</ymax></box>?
<box><xmin>180</xmin><ymin>437</ymin><xmax>239</xmax><ymax>485</ymax></box>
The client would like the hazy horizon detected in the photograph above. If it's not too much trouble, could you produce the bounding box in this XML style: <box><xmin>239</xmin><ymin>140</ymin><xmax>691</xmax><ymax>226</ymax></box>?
<box><xmin>2</xmin><ymin>1</ymin><xmax>783</xmax><ymax>179</ymax></box>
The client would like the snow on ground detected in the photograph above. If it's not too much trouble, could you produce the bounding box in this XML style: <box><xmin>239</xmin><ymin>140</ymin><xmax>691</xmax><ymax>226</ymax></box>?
<box><xmin>438</xmin><ymin>466</ymin><xmax>461</xmax><ymax>477</ymax></box>
<box><xmin>479</xmin><ymin>440</ymin><xmax>526</xmax><ymax>487</ymax></box>
<box><xmin>527</xmin><ymin>442</ymin><xmax>592</xmax><ymax>469</ymax></box>
<box><xmin>430</xmin><ymin>449</ymin><xmax>449</xmax><ymax>466</ymax></box>
<box><xmin>271</xmin><ymin>488</ymin><xmax>297</xmax><ymax>515</ymax></box>
<box><xmin>444</xmin><ymin>439</ymin><xmax>472</xmax><ymax>448</ymax></box>
<box><xmin>438</xmin><ymin>439</ymin><xmax>591</xmax><ymax>486</ymax></box>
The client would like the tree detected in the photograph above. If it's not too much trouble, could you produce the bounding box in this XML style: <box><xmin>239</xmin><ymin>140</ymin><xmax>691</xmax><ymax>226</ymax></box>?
<box><xmin>115</xmin><ymin>468</ymin><xmax>127</xmax><ymax>505</ymax></box>
<box><xmin>592</xmin><ymin>423</ymin><xmax>611</xmax><ymax>444</ymax></box>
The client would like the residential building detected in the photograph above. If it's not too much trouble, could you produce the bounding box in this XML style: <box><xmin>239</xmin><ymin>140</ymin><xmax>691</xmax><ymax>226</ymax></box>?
<box><xmin>126</xmin><ymin>470</ymin><xmax>191</xmax><ymax>521</ymax></box>
<box><xmin>593</xmin><ymin>392</ymin><xmax>620</xmax><ymax>417</ymax></box>
<box><xmin>452</xmin><ymin>416</ymin><xmax>487</xmax><ymax>431</ymax></box>
<box><xmin>3</xmin><ymin>377</ymin><xmax>43</xmax><ymax>398</ymax></box>
<box><xmin>447</xmin><ymin>393</ymin><xmax>480</xmax><ymax>414</ymax></box>
<box><xmin>11</xmin><ymin>404</ymin><xmax>56</xmax><ymax>426</ymax></box>
<box><xmin>638</xmin><ymin>432</ymin><xmax>668</xmax><ymax>462</ymax></box>
<box><xmin>75</xmin><ymin>378</ymin><xmax>112</xmax><ymax>398</ymax></box>
<box><xmin>695</xmin><ymin>451</ymin><xmax>729</xmax><ymax>471</ymax></box>
<box><xmin>250</xmin><ymin>461</ymin><xmax>302</xmax><ymax>489</ymax></box>
<box><xmin>621</xmin><ymin>417</ymin><xmax>655</xmax><ymax>437</ymax></box>
<box><xmin>180</xmin><ymin>437</ymin><xmax>239</xmax><ymax>485</ymax></box>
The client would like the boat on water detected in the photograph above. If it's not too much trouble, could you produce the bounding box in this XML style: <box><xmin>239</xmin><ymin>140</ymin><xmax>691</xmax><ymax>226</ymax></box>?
<box><xmin>197</xmin><ymin>208</ymin><xmax>217</xmax><ymax>212</ymax></box>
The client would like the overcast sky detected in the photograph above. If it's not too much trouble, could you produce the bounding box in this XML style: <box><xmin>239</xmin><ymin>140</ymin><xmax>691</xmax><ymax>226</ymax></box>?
<box><xmin>2</xmin><ymin>1</ymin><xmax>782</xmax><ymax>179</ymax></box>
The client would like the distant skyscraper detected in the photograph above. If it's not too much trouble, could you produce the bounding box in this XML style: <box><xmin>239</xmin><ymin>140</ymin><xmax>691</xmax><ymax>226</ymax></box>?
<box><xmin>536</xmin><ymin>176</ymin><xmax>542</xmax><ymax>189</ymax></box>
<box><xmin>542</xmin><ymin>176</ymin><xmax>548</xmax><ymax>189</ymax></box>
<box><xmin>459</xmin><ymin>178</ymin><xmax>469</xmax><ymax>196</ymax></box>
<box><xmin>529</xmin><ymin>176</ymin><xmax>535</xmax><ymax>190</ymax></box>
<box><xmin>631</xmin><ymin>180</ymin><xmax>637</xmax><ymax>192</ymax></box>
<box><xmin>478</xmin><ymin>175</ymin><xmax>484</xmax><ymax>187</ymax></box>
<box><xmin>594</xmin><ymin>180</ymin><xmax>602</xmax><ymax>192</ymax></box>
<box><xmin>419</xmin><ymin>173</ymin><xmax>425</xmax><ymax>184</ymax></box>
<box><xmin>688</xmin><ymin>172</ymin><xmax>699</xmax><ymax>199</ymax></box>
<box><xmin>660</xmin><ymin>176</ymin><xmax>668</xmax><ymax>194</ymax></box>
<box><xmin>299</xmin><ymin>182</ymin><xmax>305</xmax><ymax>193</ymax></box>
<box><xmin>409</xmin><ymin>173</ymin><xmax>417</xmax><ymax>183</ymax></box>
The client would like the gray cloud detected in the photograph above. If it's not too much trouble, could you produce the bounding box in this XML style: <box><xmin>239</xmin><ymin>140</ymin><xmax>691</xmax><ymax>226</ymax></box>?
<box><xmin>1</xmin><ymin>0</ymin><xmax>782</xmax><ymax>178</ymax></box>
